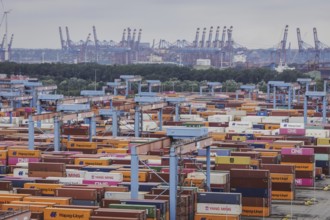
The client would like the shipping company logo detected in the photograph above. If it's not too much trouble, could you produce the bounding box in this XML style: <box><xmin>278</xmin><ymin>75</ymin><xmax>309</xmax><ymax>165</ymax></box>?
<box><xmin>18</xmin><ymin>171</ymin><xmax>23</xmax><ymax>176</ymax></box>
<box><xmin>50</xmin><ymin>212</ymin><xmax>57</xmax><ymax>218</ymax></box>
<box><xmin>205</xmin><ymin>205</ymin><xmax>209</xmax><ymax>211</ymax></box>
<box><xmin>12</xmin><ymin>151</ymin><xmax>17</xmax><ymax>156</ymax></box>
<box><xmin>230</xmin><ymin>158</ymin><xmax>235</xmax><ymax>163</ymax></box>
<box><xmin>291</xmin><ymin>148</ymin><xmax>303</xmax><ymax>155</ymax></box>
<box><xmin>79</xmin><ymin>161</ymin><xmax>84</xmax><ymax>165</ymax></box>
<box><xmin>232</xmin><ymin>122</ymin><xmax>236</xmax><ymax>126</ymax></box>
<box><xmin>283</xmin><ymin>123</ymin><xmax>287</xmax><ymax>127</ymax></box>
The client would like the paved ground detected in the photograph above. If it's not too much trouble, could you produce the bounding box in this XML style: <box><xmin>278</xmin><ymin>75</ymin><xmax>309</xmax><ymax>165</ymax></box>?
<box><xmin>242</xmin><ymin>178</ymin><xmax>330</xmax><ymax>220</ymax></box>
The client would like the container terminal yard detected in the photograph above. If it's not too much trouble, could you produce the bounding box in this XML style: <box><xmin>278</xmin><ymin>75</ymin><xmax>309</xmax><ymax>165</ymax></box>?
<box><xmin>0</xmin><ymin>74</ymin><xmax>329</xmax><ymax>220</ymax></box>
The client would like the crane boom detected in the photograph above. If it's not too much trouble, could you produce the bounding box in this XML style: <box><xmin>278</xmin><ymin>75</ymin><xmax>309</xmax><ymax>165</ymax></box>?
<box><xmin>207</xmin><ymin>26</ymin><xmax>213</xmax><ymax>48</ymax></box>
<box><xmin>58</xmin><ymin>27</ymin><xmax>66</xmax><ymax>50</ymax></box>
<box><xmin>8</xmin><ymin>34</ymin><xmax>13</xmax><ymax>51</ymax></box>
<box><xmin>65</xmin><ymin>26</ymin><xmax>72</xmax><ymax>49</ymax></box>
<box><xmin>136</xmin><ymin>29</ymin><xmax>142</xmax><ymax>50</ymax></box>
<box><xmin>131</xmin><ymin>29</ymin><xmax>136</xmax><ymax>48</ymax></box>
<box><xmin>213</xmin><ymin>26</ymin><xmax>220</xmax><ymax>48</ymax></box>
<box><xmin>221</xmin><ymin>26</ymin><xmax>226</xmax><ymax>48</ymax></box>
<box><xmin>200</xmin><ymin>27</ymin><xmax>206</xmax><ymax>48</ymax></box>
<box><xmin>193</xmin><ymin>28</ymin><xmax>200</xmax><ymax>48</ymax></box>
<box><xmin>1</xmin><ymin>34</ymin><xmax>6</xmax><ymax>49</ymax></box>
<box><xmin>297</xmin><ymin>28</ymin><xmax>303</xmax><ymax>52</ymax></box>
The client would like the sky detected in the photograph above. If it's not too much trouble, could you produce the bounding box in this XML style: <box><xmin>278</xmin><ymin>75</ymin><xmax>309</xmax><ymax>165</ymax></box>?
<box><xmin>1</xmin><ymin>0</ymin><xmax>329</xmax><ymax>49</ymax></box>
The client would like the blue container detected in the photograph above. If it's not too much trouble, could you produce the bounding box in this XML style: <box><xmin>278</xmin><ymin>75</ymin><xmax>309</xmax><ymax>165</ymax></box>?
<box><xmin>210</xmin><ymin>188</ymin><xmax>226</xmax><ymax>192</ymax></box>
<box><xmin>253</xmin><ymin>124</ymin><xmax>265</xmax><ymax>129</ymax></box>
<box><xmin>2</xmin><ymin>178</ymin><xmax>36</xmax><ymax>188</ymax></box>
<box><xmin>316</xmin><ymin>160</ymin><xmax>329</xmax><ymax>168</ymax></box>
<box><xmin>231</xmin><ymin>187</ymin><xmax>270</xmax><ymax>198</ymax></box>
<box><xmin>197</xmin><ymin>192</ymin><xmax>241</xmax><ymax>204</ymax></box>
<box><xmin>81</xmin><ymin>166</ymin><xmax>118</xmax><ymax>172</ymax></box>
<box><xmin>250</xmin><ymin>143</ymin><xmax>266</xmax><ymax>149</ymax></box>
<box><xmin>120</xmin><ymin>182</ymin><xmax>161</xmax><ymax>192</ymax></box>
<box><xmin>0</xmin><ymin>166</ymin><xmax>7</xmax><ymax>174</ymax></box>
<box><xmin>244</xmin><ymin>134</ymin><xmax>255</xmax><ymax>140</ymax></box>
<box><xmin>72</xmin><ymin>199</ymin><xmax>98</xmax><ymax>206</ymax></box>
<box><xmin>257</xmin><ymin>111</ymin><xmax>268</xmax><ymax>116</ymax></box>
<box><xmin>197</xmin><ymin>149</ymin><xmax>231</xmax><ymax>156</ymax></box>
<box><xmin>215</xmin><ymin>104</ymin><xmax>225</xmax><ymax>109</ymax></box>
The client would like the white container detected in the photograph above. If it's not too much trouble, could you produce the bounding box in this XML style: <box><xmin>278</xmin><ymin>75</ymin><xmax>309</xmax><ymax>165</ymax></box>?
<box><xmin>229</xmin><ymin>121</ymin><xmax>252</xmax><ymax>128</ymax></box>
<box><xmin>280</xmin><ymin>123</ymin><xmax>305</xmax><ymax>129</ymax></box>
<box><xmin>245</xmin><ymin>129</ymin><xmax>272</xmax><ymax>135</ymax></box>
<box><xmin>225</xmin><ymin>127</ymin><xmax>247</xmax><ymax>133</ymax></box>
<box><xmin>46</xmin><ymin>177</ymin><xmax>84</xmax><ymax>185</ymax></box>
<box><xmin>306</xmin><ymin>129</ymin><xmax>330</xmax><ymax>138</ymax></box>
<box><xmin>207</xmin><ymin>127</ymin><xmax>225</xmax><ymax>133</ymax></box>
<box><xmin>262</xmin><ymin>116</ymin><xmax>289</xmax><ymax>124</ymax></box>
<box><xmin>196</xmin><ymin>203</ymin><xmax>242</xmax><ymax>215</ymax></box>
<box><xmin>143</xmin><ymin>121</ymin><xmax>158</xmax><ymax>131</ymax></box>
<box><xmin>104</xmin><ymin>191</ymin><xmax>146</xmax><ymax>200</ymax></box>
<box><xmin>208</xmin><ymin>115</ymin><xmax>233</xmax><ymax>123</ymax></box>
<box><xmin>240</xmin><ymin>116</ymin><xmax>264</xmax><ymax>124</ymax></box>
<box><xmin>271</xmin><ymin>129</ymin><xmax>280</xmax><ymax>135</ymax></box>
<box><xmin>13</xmin><ymin>168</ymin><xmax>29</xmax><ymax>178</ymax></box>
<box><xmin>66</xmin><ymin>169</ymin><xmax>87</xmax><ymax>178</ymax></box>
<box><xmin>187</xmin><ymin>172</ymin><xmax>228</xmax><ymax>185</ymax></box>
<box><xmin>226</xmin><ymin>110</ymin><xmax>246</xmax><ymax>117</ymax></box>
<box><xmin>84</xmin><ymin>172</ymin><xmax>123</xmax><ymax>182</ymax></box>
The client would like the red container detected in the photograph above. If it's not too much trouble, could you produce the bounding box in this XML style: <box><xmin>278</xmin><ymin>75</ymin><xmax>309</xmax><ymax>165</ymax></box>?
<box><xmin>295</xmin><ymin>178</ymin><xmax>314</xmax><ymax>187</ymax></box>
<box><xmin>8</xmin><ymin>157</ymin><xmax>40</xmax><ymax>165</ymax></box>
<box><xmin>260</xmin><ymin>164</ymin><xmax>295</xmax><ymax>174</ymax></box>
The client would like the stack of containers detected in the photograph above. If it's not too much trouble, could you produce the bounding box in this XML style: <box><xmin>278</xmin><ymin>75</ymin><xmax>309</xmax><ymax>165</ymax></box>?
<box><xmin>215</xmin><ymin>156</ymin><xmax>251</xmax><ymax>171</ymax></box>
<box><xmin>187</xmin><ymin>171</ymin><xmax>230</xmax><ymax>192</ymax></box>
<box><xmin>261</xmin><ymin>164</ymin><xmax>295</xmax><ymax>200</ymax></box>
<box><xmin>279</xmin><ymin>123</ymin><xmax>305</xmax><ymax>136</ymax></box>
<box><xmin>280</xmin><ymin>148</ymin><xmax>315</xmax><ymax>187</ymax></box>
<box><xmin>195</xmin><ymin>192</ymin><xmax>241</xmax><ymax>220</ymax></box>
<box><xmin>0</xmin><ymin>150</ymin><xmax>7</xmax><ymax>166</ymax></box>
<box><xmin>230</xmin><ymin>169</ymin><xmax>271</xmax><ymax>217</ymax></box>
<box><xmin>7</xmin><ymin>149</ymin><xmax>40</xmax><ymax>166</ymax></box>
<box><xmin>315</xmin><ymin>139</ymin><xmax>330</xmax><ymax>175</ymax></box>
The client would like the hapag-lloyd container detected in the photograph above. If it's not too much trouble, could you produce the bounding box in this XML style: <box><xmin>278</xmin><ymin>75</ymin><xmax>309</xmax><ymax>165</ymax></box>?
<box><xmin>280</xmin><ymin>123</ymin><xmax>305</xmax><ymax>129</ymax></box>
<box><xmin>295</xmin><ymin>178</ymin><xmax>314</xmax><ymax>186</ymax></box>
<box><xmin>196</xmin><ymin>203</ymin><xmax>242</xmax><ymax>215</ymax></box>
<box><xmin>281</xmin><ymin>148</ymin><xmax>314</xmax><ymax>156</ymax></box>
<box><xmin>279</xmin><ymin>128</ymin><xmax>305</xmax><ymax>136</ymax></box>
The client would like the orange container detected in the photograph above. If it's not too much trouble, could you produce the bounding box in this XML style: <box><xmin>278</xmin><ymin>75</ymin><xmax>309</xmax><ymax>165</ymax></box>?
<box><xmin>8</xmin><ymin>149</ymin><xmax>41</xmax><ymax>158</ymax></box>
<box><xmin>24</xmin><ymin>183</ymin><xmax>63</xmax><ymax>196</ymax></box>
<box><xmin>113</xmin><ymin>170</ymin><xmax>148</xmax><ymax>182</ymax></box>
<box><xmin>74</xmin><ymin>158</ymin><xmax>110</xmax><ymax>166</ymax></box>
<box><xmin>242</xmin><ymin>206</ymin><xmax>270</xmax><ymax>217</ymax></box>
<box><xmin>97</xmin><ymin>148</ymin><xmax>128</xmax><ymax>154</ymax></box>
<box><xmin>44</xmin><ymin>207</ymin><xmax>92</xmax><ymax>220</ymax></box>
<box><xmin>280</xmin><ymin>162</ymin><xmax>314</xmax><ymax>171</ymax></box>
<box><xmin>2</xmin><ymin>203</ymin><xmax>48</xmax><ymax>213</ymax></box>
<box><xmin>23</xmin><ymin>196</ymin><xmax>71</xmax><ymax>205</ymax></box>
<box><xmin>270</xmin><ymin>173</ymin><xmax>294</xmax><ymax>183</ymax></box>
<box><xmin>272</xmin><ymin>191</ymin><xmax>295</xmax><ymax>200</ymax></box>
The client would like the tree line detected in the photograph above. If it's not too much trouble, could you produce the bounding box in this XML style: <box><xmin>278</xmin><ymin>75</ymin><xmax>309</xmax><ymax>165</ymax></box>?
<box><xmin>0</xmin><ymin>62</ymin><xmax>309</xmax><ymax>95</ymax></box>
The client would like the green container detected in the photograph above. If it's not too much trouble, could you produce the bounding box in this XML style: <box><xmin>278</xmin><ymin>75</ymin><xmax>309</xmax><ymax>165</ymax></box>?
<box><xmin>149</xmin><ymin>166</ymin><xmax>168</xmax><ymax>172</ymax></box>
<box><xmin>109</xmin><ymin>204</ymin><xmax>157</xmax><ymax>218</ymax></box>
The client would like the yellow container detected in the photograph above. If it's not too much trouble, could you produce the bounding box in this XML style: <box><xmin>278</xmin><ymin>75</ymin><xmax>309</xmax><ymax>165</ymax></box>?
<box><xmin>259</xmin><ymin>151</ymin><xmax>278</xmax><ymax>157</ymax></box>
<box><xmin>8</xmin><ymin>149</ymin><xmax>40</xmax><ymax>158</ymax></box>
<box><xmin>24</xmin><ymin>183</ymin><xmax>63</xmax><ymax>196</ymax></box>
<box><xmin>280</xmin><ymin>162</ymin><xmax>314</xmax><ymax>171</ymax></box>
<box><xmin>0</xmin><ymin>196</ymin><xmax>24</xmax><ymax>205</ymax></box>
<box><xmin>250</xmin><ymin>159</ymin><xmax>260</xmax><ymax>167</ymax></box>
<box><xmin>264</xmin><ymin>124</ymin><xmax>280</xmax><ymax>130</ymax></box>
<box><xmin>210</xmin><ymin>133</ymin><xmax>226</xmax><ymax>141</ymax></box>
<box><xmin>97</xmin><ymin>148</ymin><xmax>128</xmax><ymax>154</ymax></box>
<box><xmin>113</xmin><ymin>170</ymin><xmax>148</xmax><ymax>182</ymax></box>
<box><xmin>10</xmin><ymin>201</ymin><xmax>56</xmax><ymax>207</ymax></box>
<box><xmin>232</xmin><ymin>136</ymin><xmax>247</xmax><ymax>141</ymax></box>
<box><xmin>44</xmin><ymin>207</ymin><xmax>92</xmax><ymax>220</ymax></box>
<box><xmin>67</xmin><ymin>141</ymin><xmax>97</xmax><ymax>149</ymax></box>
<box><xmin>317</xmin><ymin>138</ymin><xmax>330</xmax><ymax>146</ymax></box>
<box><xmin>74</xmin><ymin>158</ymin><xmax>110</xmax><ymax>166</ymax></box>
<box><xmin>215</xmin><ymin>156</ymin><xmax>251</xmax><ymax>165</ymax></box>
<box><xmin>0</xmin><ymin>150</ymin><xmax>7</xmax><ymax>160</ymax></box>
<box><xmin>23</xmin><ymin>196</ymin><xmax>71</xmax><ymax>205</ymax></box>
<box><xmin>270</xmin><ymin>173</ymin><xmax>294</xmax><ymax>183</ymax></box>
<box><xmin>272</xmin><ymin>191</ymin><xmax>294</xmax><ymax>200</ymax></box>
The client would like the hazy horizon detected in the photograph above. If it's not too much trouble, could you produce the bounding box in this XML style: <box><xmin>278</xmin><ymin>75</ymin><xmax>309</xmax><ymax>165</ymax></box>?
<box><xmin>1</xmin><ymin>0</ymin><xmax>329</xmax><ymax>49</ymax></box>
